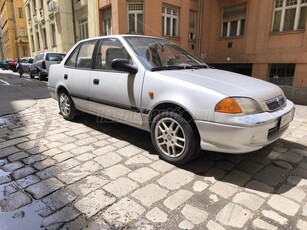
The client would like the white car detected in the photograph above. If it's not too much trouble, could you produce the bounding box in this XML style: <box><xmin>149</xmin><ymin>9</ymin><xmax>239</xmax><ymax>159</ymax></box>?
<box><xmin>48</xmin><ymin>35</ymin><xmax>295</xmax><ymax>164</ymax></box>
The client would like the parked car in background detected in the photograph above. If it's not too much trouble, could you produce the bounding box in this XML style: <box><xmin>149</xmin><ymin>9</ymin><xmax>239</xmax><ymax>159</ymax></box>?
<box><xmin>8</xmin><ymin>60</ymin><xmax>18</xmax><ymax>72</ymax></box>
<box><xmin>30</xmin><ymin>52</ymin><xmax>66</xmax><ymax>81</ymax></box>
<box><xmin>16</xmin><ymin>57</ymin><xmax>34</xmax><ymax>76</ymax></box>
<box><xmin>48</xmin><ymin>35</ymin><xmax>295</xmax><ymax>164</ymax></box>
<box><xmin>0</xmin><ymin>60</ymin><xmax>12</xmax><ymax>70</ymax></box>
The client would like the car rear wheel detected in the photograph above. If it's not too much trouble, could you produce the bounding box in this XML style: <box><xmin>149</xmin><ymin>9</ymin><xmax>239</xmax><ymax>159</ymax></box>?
<box><xmin>58</xmin><ymin>91</ymin><xmax>76</xmax><ymax>121</ymax></box>
<box><xmin>38</xmin><ymin>71</ymin><xmax>46</xmax><ymax>81</ymax></box>
<box><xmin>29</xmin><ymin>70</ymin><xmax>34</xmax><ymax>78</ymax></box>
<box><xmin>151</xmin><ymin>111</ymin><xmax>200</xmax><ymax>164</ymax></box>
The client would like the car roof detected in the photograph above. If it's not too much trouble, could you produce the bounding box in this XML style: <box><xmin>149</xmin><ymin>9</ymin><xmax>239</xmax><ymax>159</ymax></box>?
<box><xmin>79</xmin><ymin>34</ymin><xmax>164</xmax><ymax>43</ymax></box>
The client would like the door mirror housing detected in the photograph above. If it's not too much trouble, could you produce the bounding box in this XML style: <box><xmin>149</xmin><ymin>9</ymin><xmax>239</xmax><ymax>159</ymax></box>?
<box><xmin>111</xmin><ymin>59</ymin><xmax>138</xmax><ymax>74</ymax></box>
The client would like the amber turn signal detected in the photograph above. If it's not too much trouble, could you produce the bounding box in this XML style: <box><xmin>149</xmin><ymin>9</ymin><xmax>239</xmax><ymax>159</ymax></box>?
<box><xmin>215</xmin><ymin>98</ymin><xmax>242</xmax><ymax>114</ymax></box>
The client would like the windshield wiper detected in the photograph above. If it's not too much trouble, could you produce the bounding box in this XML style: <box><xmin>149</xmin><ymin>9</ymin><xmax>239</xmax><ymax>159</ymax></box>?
<box><xmin>190</xmin><ymin>64</ymin><xmax>209</xmax><ymax>69</ymax></box>
<box><xmin>151</xmin><ymin>64</ymin><xmax>209</xmax><ymax>71</ymax></box>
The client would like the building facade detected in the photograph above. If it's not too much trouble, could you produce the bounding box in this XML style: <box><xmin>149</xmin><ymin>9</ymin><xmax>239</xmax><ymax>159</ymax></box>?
<box><xmin>0</xmin><ymin>0</ymin><xmax>30</xmax><ymax>60</ymax></box>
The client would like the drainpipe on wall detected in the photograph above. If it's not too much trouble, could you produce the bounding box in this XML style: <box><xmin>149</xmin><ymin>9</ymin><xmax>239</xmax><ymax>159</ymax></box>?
<box><xmin>197</xmin><ymin>0</ymin><xmax>204</xmax><ymax>59</ymax></box>
<box><xmin>71</xmin><ymin>0</ymin><xmax>77</xmax><ymax>43</ymax></box>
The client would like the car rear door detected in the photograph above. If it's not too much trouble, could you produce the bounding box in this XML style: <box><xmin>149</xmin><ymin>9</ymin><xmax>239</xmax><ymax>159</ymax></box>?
<box><xmin>89</xmin><ymin>37</ymin><xmax>143</xmax><ymax>125</ymax></box>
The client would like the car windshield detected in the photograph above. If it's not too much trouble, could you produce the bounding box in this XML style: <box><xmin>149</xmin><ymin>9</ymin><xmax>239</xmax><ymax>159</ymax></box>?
<box><xmin>125</xmin><ymin>37</ymin><xmax>207</xmax><ymax>71</ymax></box>
<box><xmin>46</xmin><ymin>53</ymin><xmax>66</xmax><ymax>61</ymax></box>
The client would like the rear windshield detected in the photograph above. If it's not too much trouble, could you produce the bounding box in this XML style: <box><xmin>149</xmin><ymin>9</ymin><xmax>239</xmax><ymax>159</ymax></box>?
<box><xmin>46</xmin><ymin>53</ymin><xmax>66</xmax><ymax>61</ymax></box>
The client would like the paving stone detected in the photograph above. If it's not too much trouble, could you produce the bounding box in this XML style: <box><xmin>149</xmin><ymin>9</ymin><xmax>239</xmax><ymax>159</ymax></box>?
<box><xmin>223</xmin><ymin>169</ymin><xmax>251</xmax><ymax>186</ymax></box>
<box><xmin>128</xmin><ymin>167</ymin><xmax>159</xmax><ymax>183</ymax></box>
<box><xmin>2</xmin><ymin>183</ymin><xmax>18</xmax><ymax>196</ymax></box>
<box><xmin>42</xmin><ymin>148</ymin><xmax>62</xmax><ymax>157</ymax></box>
<box><xmin>237</xmin><ymin>159</ymin><xmax>264</xmax><ymax>174</ymax></box>
<box><xmin>209</xmin><ymin>181</ymin><xmax>238</xmax><ymax>199</ymax></box>
<box><xmin>244</xmin><ymin>180</ymin><xmax>274</xmax><ymax>198</ymax></box>
<box><xmin>145</xmin><ymin>207</ymin><xmax>167</xmax><ymax>223</ymax></box>
<box><xmin>0</xmin><ymin>146</ymin><xmax>20</xmax><ymax>158</ymax></box>
<box><xmin>75</xmin><ymin>137</ymin><xmax>98</xmax><ymax>146</ymax></box>
<box><xmin>82</xmin><ymin>219</ymin><xmax>110</xmax><ymax>230</ymax></box>
<box><xmin>125</xmin><ymin>154</ymin><xmax>152</xmax><ymax>165</ymax></box>
<box><xmin>93</xmin><ymin>140</ymin><xmax>109</xmax><ymax>147</ymax></box>
<box><xmin>52</xmin><ymin>152</ymin><xmax>74</xmax><ymax>162</ymax></box>
<box><xmin>303</xmin><ymin>203</ymin><xmax>307</xmax><ymax>216</ymax></box>
<box><xmin>103</xmin><ymin>164</ymin><xmax>131</xmax><ymax>179</ymax></box>
<box><xmin>264</xmin><ymin>164</ymin><xmax>289</xmax><ymax>176</ymax></box>
<box><xmin>15</xmin><ymin>175</ymin><xmax>41</xmax><ymax>189</ymax></box>
<box><xmin>290</xmin><ymin>148</ymin><xmax>307</xmax><ymax>157</ymax></box>
<box><xmin>57</xmin><ymin>158</ymin><xmax>80</xmax><ymax>171</ymax></box>
<box><xmin>267</xmin><ymin>195</ymin><xmax>300</xmax><ymax>216</ymax></box>
<box><xmin>0</xmin><ymin>137</ymin><xmax>28</xmax><ymax>149</ymax></box>
<box><xmin>22</xmin><ymin>155</ymin><xmax>47</xmax><ymax>165</ymax></box>
<box><xmin>68</xmin><ymin>175</ymin><xmax>109</xmax><ymax>196</ymax></box>
<box><xmin>0</xmin><ymin>191</ymin><xmax>32</xmax><ymax>212</ymax></box>
<box><xmin>157</xmin><ymin>169</ymin><xmax>194</xmax><ymax>190</ymax></box>
<box><xmin>58</xmin><ymin>143</ymin><xmax>78</xmax><ymax>151</ymax></box>
<box><xmin>102</xmin><ymin>197</ymin><xmax>145</xmax><ymax>226</ymax></box>
<box><xmin>299</xmin><ymin>161</ymin><xmax>307</xmax><ymax>170</ymax></box>
<box><xmin>0</xmin><ymin>174</ymin><xmax>11</xmax><ymax>185</ymax></box>
<box><xmin>75</xmin><ymin>189</ymin><xmax>116</xmax><ymax>217</ymax></box>
<box><xmin>277</xmin><ymin>184</ymin><xmax>305</xmax><ymax>203</ymax></box>
<box><xmin>11</xmin><ymin>166</ymin><xmax>36</xmax><ymax>180</ymax></box>
<box><xmin>193</xmin><ymin>181</ymin><xmax>209</xmax><ymax>192</ymax></box>
<box><xmin>94</xmin><ymin>152</ymin><xmax>122</xmax><ymax>168</ymax></box>
<box><xmin>132</xmin><ymin>184</ymin><xmax>168</xmax><ymax>207</ymax></box>
<box><xmin>1</xmin><ymin>161</ymin><xmax>24</xmax><ymax>172</ymax></box>
<box><xmin>164</xmin><ymin>190</ymin><xmax>193</xmax><ymax>210</ymax></box>
<box><xmin>92</xmin><ymin>146</ymin><xmax>116</xmax><ymax>156</ymax></box>
<box><xmin>60</xmin><ymin>216</ymin><xmax>89</xmax><ymax>230</ymax></box>
<box><xmin>261</xmin><ymin>210</ymin><xmax>288</xmax><ymax>225</ymax></box>
<box><xmin>70</xmin><ymin>145</ymin><xmax>95</xmax><ymax>155</ymax></box>
<box><xmin>42</xmin><ymin>188</ymin><xmax>77</xmax><ymax>211</ymax></box>
<box><xmin>117</xmin><ymin>146</ymin><xmax>142</xmax><ymax>157</ymax></box>
<box><xmin>287</xmin><ymin>176</ymin><xmax>307</xmax><ymax>187</ymax></box>
<box><xmin>293</xmin><ymin>168</ymin><xmax>307</xmax><ymax>179</ymax></box>
<box><xmin>75</xmin><ymin>153</ymin><xmax>96</xmax><ymax>162</ymax></box>
<box><xmin>209</xmin><ymin>194</ymin><xmax>219</xmax><ymax>203</ymax></box>
<box><xmin>178</xmin><ymin>220</ymin><xmax>194</xmax><ymax>230</ymax></box>
<box><xmin>56</xmin><ymin>161</ymin><xmax>101</xmax><ymax>184</ymax></box>
<box><xmin>181</xmin><ymin>204</ymin><xmax>208</xmax><ymax>225</ymax></box>
<box><xmin>8</xmin><ymin>151</ymin><xmax>29</xmax><ymax>162</ymax></box>
<box><xmin>254</xmin><ymin>169</ymin><xmax>283</xmax><ymax>186</ymax></box>
<box><xmin>25</xmin><ymin>177</ymin><xmax>64</xmax><ymax>199</ymax></box>
<box><xmin>42</xmin><ymin>206</ymin><xmax>79</xmax><ymax>227</ymax></box>
<box><xmin>36</xmin><ymin>166</ymin><xmax>62</xmax><ymax>179</ymax></box>
<box><xmin>17</xmin><ymin>140</ymin><xmax>39</xmax><ymax>151</ymax></box>
<box><xmin>297</xmin><ymin>220</ymin><xmax>307</xmax><ymax>230</ymax></box>
<box><xmin>278</xmin><ymin>152</ymin><xmax>303</xmax><ymax>163</ymax></box>
<box><xmin>232</xmin><ymin>192</ymin><xmax>265</xmax><ymax>211</ymax></box>
<box><xmin>33</xmin><ymin>158</ymin><xmax>56</xmax><ymax>170</ymax></box>
<box><xmin>206</xmin><ymin>220</ymin><xmax>225</xmax><ymax>230</ymax></box>
<box><xmin>215</xmin><ymin>161</ymin><xmax>234</xmax><ymax>171</ymax></box>
<box><xmin>216</xmin><ymin>203</ymin><xmax>251</xmax><ymax>228</ymax></box>
<box><xmin>103</xmin><ymin>177</ymin><xmax>139</xmax><ymax>198</ymax></box>
<box><xmin>149</xmin><ymin>160</ymin><xmax>174</xmax><ymax>173</ymax></box>
<box><xmin>266</xmin><ymin>150</ymin><xmax>282</xmax><ymax>160</ymax></box>
<box><xmin>252</xmin><ymin>218</ymin><xmax>277</xmax><ymax>230</ymax></box>
<box><xmin>274</xmin><ymin>160</ymin><xmax>293</xmax><ymax>170</ymax></box>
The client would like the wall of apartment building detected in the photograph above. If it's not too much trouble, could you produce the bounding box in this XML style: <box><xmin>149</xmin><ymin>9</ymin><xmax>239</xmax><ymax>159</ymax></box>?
<box><xmin>98</xmin><ymin>0</ymin><xmax>200</xmax><ymax>55</ymax></box>
<box><xmin>0</xmin><ymin>0</ymin><xmax>29</xmax><ymax>60</ymax></box>
<box><xmin>24</xmin><ymin>0</ymin><xmax>75</xmax><ymax>56</ymax></box>
<box><xmin>202</xmin><ymin>0</ymin><xmax>307</xmax><ymax>104</ymax></box>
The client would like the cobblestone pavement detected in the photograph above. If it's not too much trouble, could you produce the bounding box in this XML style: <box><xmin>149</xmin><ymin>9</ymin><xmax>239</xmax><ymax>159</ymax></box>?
<box><xmin>0</xmin><ymin>98</ymin><xmax>306</xmax><ymax>230</ymax></box>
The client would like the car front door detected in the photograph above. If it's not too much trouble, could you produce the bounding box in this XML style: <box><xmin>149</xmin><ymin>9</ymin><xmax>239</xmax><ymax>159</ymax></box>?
<box><xmin>90</xmin><ymin>37</ymin><xmax>143</xmax><ymax>126</ymax></box>
<box><xmin>62</xmin><ymin>39</ymin><xmax>98</xmax><ymax>111</ymax></box>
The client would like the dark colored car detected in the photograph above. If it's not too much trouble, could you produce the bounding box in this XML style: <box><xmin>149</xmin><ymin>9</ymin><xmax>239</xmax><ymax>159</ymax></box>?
<box><xmin>0</xmin><ymin>60</ymin><xmax>12</xmax><ymax>70</ymax></box>
<box><xmin>8</xmin><ymin>60</ymin><xmax>18</xmax><ymax>72</ymax></box>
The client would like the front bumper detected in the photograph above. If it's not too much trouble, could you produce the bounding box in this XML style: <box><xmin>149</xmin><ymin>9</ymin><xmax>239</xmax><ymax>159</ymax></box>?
<box><xmin>195</xmin><ymin>100</ymin><xmax>295</xmax><ymax>154</ymax></box>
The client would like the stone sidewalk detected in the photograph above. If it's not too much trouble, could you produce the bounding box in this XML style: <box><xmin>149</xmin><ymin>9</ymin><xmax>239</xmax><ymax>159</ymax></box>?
<box><xmin>0</xmin><ymin>98</ymin><xmax>306</xmax><ymax>229</ymax></box>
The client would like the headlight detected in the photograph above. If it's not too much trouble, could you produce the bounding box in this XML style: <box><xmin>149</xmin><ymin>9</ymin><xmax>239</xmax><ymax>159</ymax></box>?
<box><xmin>215</xmin><ymin>97</ymin><xmax>263</xmax><ymax>114</ymax></box>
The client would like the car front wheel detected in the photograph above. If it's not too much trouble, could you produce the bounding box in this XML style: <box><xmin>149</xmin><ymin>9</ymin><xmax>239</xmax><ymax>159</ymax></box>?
<box><xmin>58</xmin><ymin>91</ymin><xmax>76</xmax><ymax>121</ymax></box>
<box><xmin>151</xmin><ymin>111</ymin><xmax>200</xmax><ymax>164</ymax></box>
<box><xmin>29</xmin><ymin>70</ymin><xmax>34</xmax><ymax>78</ymax></box>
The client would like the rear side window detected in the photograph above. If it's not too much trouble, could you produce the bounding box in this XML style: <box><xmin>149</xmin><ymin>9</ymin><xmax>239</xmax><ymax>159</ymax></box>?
<box><xmin>65</xmin><ymin>40</ymin><xmax>97</xmax><ymax>69</ymax></box>
<box><xmin>46</xmin><ymin>53</ymin><xmax>65</xmax><ymax>61</ymax></box>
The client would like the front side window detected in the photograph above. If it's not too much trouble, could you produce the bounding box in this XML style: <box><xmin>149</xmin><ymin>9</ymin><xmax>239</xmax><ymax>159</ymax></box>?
<box><xmin>128</xmin><ymin>2</ymin><xmax>143</xmax><ymax>34</ymax></box>
<box><xmin>162</xmin><ymin>5</ymin><xmax>179</xmax><ymax>37</ymax></box>
<box><xmin>65</xmin><ymin>40</ymin><xmax>97</xmax><ymax>69</ymax></box>
<box><xmin>94</xmin><ymin>38</ymin><xmax>131</xmax><ymax>71</ymax></box>
<box><xmin>269</xmin><ymin>63</ymin><xmax>295</xmax><ymax>86</ymax></box>
<box><xmin>79</xmin><ymin>17</ymin><xmax>89</xmax><ymax>40</ymax></box>
<box><xmin>272</xmin><ymin>0</ymin><xmax>307</xmax><ymax>32</ymax></box>
<box><xmin>221</xmin><ymin>4</ymin><xmax>246</xmax><ymax>38</ymax></box>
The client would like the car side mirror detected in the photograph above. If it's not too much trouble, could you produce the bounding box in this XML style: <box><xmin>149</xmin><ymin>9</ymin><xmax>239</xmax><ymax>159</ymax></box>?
<box><xmin>111</xmin><ymin>59</ymin><xmax>138</xmax><ymax>74</ymax></box>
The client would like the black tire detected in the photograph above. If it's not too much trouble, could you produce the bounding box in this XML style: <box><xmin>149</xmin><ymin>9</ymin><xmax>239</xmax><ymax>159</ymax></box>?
<box><xmin>151</xmin><ymin>111</ymin><xmax>200</xmax><ymax>164</ymax></box>
<box><xmin>29</xmin><ymin>70</ymin><xmax>34</xmax><ymax>78</ymax></box>
<box><xmin>38</xmin><ymin>71</ymin><xmax>45</xmax><ymax>81</ymax></box>
<box><xmin>58</xmin><ymin>90</ymin><xmax>76</xmax><ymax>121</ymax></box>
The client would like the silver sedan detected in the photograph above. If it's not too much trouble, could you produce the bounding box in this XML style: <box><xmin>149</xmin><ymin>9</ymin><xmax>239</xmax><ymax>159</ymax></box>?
<box><xmin>48</xmin><ymin>35</ymin><xmax>295</xmax><ymax>164</ymax></box>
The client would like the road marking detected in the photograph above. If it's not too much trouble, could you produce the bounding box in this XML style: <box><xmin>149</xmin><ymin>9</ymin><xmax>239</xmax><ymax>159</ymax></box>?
<box><xmin>0</xmin><ymin>79</ymin><xmax>10</xmax><ymax>85</ymax></box>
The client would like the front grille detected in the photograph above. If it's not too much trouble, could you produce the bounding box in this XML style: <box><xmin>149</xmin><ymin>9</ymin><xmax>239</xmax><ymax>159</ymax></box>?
<box><xmin>264</xmin><ymin>95</ymin><xmax>286</xmax><ymax>111</ymax></box>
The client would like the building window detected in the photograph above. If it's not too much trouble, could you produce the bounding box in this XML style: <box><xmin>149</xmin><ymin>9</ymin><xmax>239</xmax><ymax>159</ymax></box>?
<box><xmin>27</xmin><ymin>5</ymin><xmax>31</xmax><ymax>19</ymax></box>
<box><xmin>162</xmin><ymin>5</ymin><xmax>179</xmax><ymax>37</ymax></box>
<box><xmin>20</xmin><ymin>27</ymin><xmax>26</xmax><ymax>36</ymax></box>
<box><xmin>79</xmin><ymin>17</ymin><xmax>89</xmax><ymax>40</ymax></box>
<box><xmin>221</xmin><ymin>5</ymin><xmax>246</xmax><ymax>37</ymax></box>
<box><xmin>50</xmin><ymin>24</ymin><xmax>57</xmax><ymax>47</ymax></box>
<box><xmin>269</xmin><ymin>64</ymin><xmax>295</xmax><ymax>86</ymax></box>
<box><xmin>23</xmin><ymin>46</ymin><xmax>28</xmax><ymax>56</ymax></box>
<box><xmin>40</xmin><ymin>0</ymin><xmax>44</xmax><ymax>8</ymax></box>
<box><xmin>18</xmin><ymin>8</ymin><xmax>23</xmax><ymax>18</ymax></box>
<box><xmin>43</xmin><ymin>28</ymin><xmax>48</xmax><ymax>49</ymax></box>
<box><xmin>102</xmin><ymin>7</ymin><xmax>112</xmax><ymax>36</ymax></box>
<box><xmin>189</xmin><ymin>11</ymin><xmax>196</xmax><ymax>40</ymax></box>
<box><xmin>31</xmin><ymin>35</ymin><xmax>35</xmax><ymax>51</ymax></box>
<box><xmin>272</xmin><ymin>0</ymin><xmax>307</xmax><ymax>32</ymax></box>
<box><xmin>128</xmin><ymin>2</ymin><xmax>143</xmax><ymax>34</ymax></box>
<box><xmin>36</xmin><ymin>32</ymin><xmax>40</xmax><ymax>50</ymax></box>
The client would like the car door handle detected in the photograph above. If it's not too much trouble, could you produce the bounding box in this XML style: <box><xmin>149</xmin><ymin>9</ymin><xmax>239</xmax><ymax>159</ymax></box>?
<box><xmin>64</xmin><ymin>74</ymin><xmax>68</xmax><ymax>80</ymax></box>
<box><xmin>93</xmin><ymin>79</ymin><xmax>99</xmax><ymax>85</ymax></box>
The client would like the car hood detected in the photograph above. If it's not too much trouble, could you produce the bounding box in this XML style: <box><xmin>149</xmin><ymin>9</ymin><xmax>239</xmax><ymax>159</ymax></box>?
<box><xmin>158</xmin><ymin>68</ymin><xmax>283</xmax><ymax>102</ymax></box>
